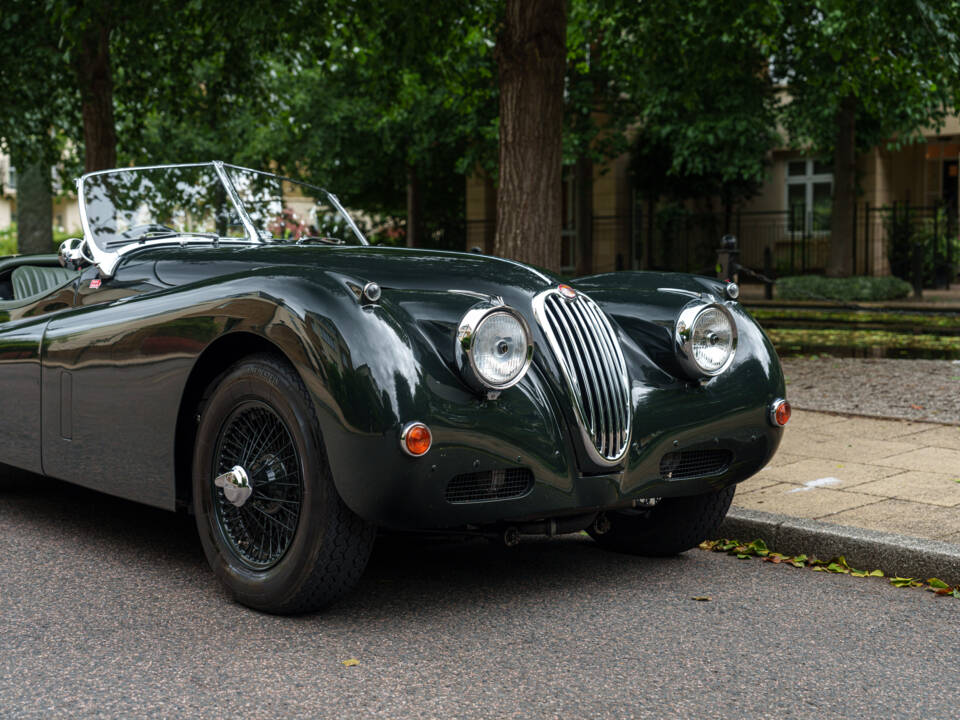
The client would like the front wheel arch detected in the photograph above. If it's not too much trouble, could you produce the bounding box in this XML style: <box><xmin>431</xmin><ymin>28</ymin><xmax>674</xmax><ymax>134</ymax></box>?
<box><xmin>174</xmin><ymin>331</ymin><xmax>297</xmax><ymax>512</ymax></box>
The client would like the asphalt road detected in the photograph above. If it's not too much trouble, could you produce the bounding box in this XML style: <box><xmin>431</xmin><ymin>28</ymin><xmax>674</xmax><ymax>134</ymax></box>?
<box><xmin>1</xmin><ymin>468</ymin><xmax>958</xmax><ymax>719</ymax></box>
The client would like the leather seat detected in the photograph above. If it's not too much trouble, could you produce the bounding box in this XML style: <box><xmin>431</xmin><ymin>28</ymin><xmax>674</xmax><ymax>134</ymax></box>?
<box><xmin>11</xmin><ymin>265</ymin><xmax>78</xmax><ymax>300</ymax></box>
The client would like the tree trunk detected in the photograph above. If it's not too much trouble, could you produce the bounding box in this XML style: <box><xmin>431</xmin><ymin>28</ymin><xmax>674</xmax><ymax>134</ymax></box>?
<box><xmin>827</xmin><ymin>94</ymin><xmax>856</xmax><ymax>277</ymax></box>
<box><xmin>494</xmin><ymin>0</ymin><xmax>566</xmax><ymax>272</ymax></box>
<box><xmin>16</xmin><ymin>161</ymin><xmax>53</xmax><ymax>256</ymax></box>
<box><xmin>406</xmin><ymin>165</ymin><xmax>420</xmax><ymax>248</ymax></box>
<box><xmin>75</xmin><ymin>24</ymin><xmax>116</xmax><ymax>172</ymax></box>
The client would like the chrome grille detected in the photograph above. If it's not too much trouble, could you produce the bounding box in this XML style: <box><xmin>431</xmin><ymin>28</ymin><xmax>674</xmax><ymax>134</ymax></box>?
<box><xmin>533</xmin><ymin>288</ymin><xmax>631</xmax><ymax>465</ymax></box>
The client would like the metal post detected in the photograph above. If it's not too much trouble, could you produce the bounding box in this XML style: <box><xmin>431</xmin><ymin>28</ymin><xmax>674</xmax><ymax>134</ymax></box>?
<box><xmin>907</xmin><ymin>199</ymin><xmax>922</xmax><ymax>298</ymax></box>
<box><xmin>947</xmin><ymin>202</ymin><xmax>954</xmax><ymax>290</ymax></box>
<box><xmin>935</xmin><ymin>202</ymin><xmax>941</xmax><ymax>289</ymax></box>
<box><xmin>852</xmin><ymin>200</ymin><xmax>858</xmax><ymax>274</ymax></box>
<box><xmin>801</xmin><ymin>210</ymin><xmax>809</xmax><ymax>273</ymax></box>
<box><xmin>864</xmin><ymin>201</ymin><xmax>871</xmax><ymax>276</ymax></box>
<box><xmin>763</xmin><ymin>246</ymin><xmax>773</xmax><ymax>299</ymax></box>
<box><xmin>717</xmin><ymin>234</ymin><xmax>739</xmax><ymax>282</ymax></box>
<box><xmin>789</xmin><ymin>205</ymin><xmax>796</xmax><ymax>275</ymax></box>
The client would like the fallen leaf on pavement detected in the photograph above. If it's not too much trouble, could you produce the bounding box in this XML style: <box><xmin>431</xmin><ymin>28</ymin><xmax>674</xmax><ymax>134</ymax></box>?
<box><xmin>910</xmin><ymin>404</ymin><xmax>924</xmax><ymax>410</ymax></box>
<box><xmin>342</xmin><ymin>659</ymin><xmax>360</xmax><ymax>667</ymax></box>
<box><xmin>692</xmin><ymin>596</ymin><xmax>712</xmax><ymax>602</ymax></box>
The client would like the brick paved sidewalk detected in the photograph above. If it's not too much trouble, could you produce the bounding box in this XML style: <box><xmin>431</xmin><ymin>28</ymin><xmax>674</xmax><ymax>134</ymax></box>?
<box><xmin>733</xmin><ymin>410</ymin><xmax>960</xmax><ymax>545</ymax></box>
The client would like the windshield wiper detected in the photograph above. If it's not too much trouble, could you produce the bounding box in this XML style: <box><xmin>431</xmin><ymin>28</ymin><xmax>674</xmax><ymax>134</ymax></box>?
<box><xmin>105</xmin><ymin>231</ymin><xmax>220</xmax><ymax>248</ymax></box>
<box><xmin>295</xmin><ymin>236</ymin><xmax>344</xmax><ymax>246</ymax></box>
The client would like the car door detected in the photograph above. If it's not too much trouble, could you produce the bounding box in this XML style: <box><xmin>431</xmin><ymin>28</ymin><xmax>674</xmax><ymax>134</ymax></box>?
<box><xmin>0</xmin><ymin>259</ymin><xmax>78</xmax><ymax>474</ymax></box>
<box><xmin>39</xmin><ymin>257</ymin><xmax>194</xmax><ymax>509</ymax></box>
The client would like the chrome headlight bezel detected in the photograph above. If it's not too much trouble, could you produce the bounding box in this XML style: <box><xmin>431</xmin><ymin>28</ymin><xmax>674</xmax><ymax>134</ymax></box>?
<box><xmin>455</xmin><ymin>302</ymin><xmax>534</xmax><ymax>392</ymax></box>
<box><xmin>675</xmin><ymin>301</ymin><xmax>738</xmax><ymax>378</ymax></box>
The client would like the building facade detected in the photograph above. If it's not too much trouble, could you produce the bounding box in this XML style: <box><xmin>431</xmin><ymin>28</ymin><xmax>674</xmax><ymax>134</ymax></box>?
<box><xmin>465</xmin><ymin>116</ymin><xmax>960</xmax><ymax>279</ymax></box>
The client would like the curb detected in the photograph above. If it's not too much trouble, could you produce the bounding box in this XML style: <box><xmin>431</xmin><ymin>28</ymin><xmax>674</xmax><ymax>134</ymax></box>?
<box><xmin>719</xmin><ymin>507</ymin><xmax>960</xmax><ymax>586</ymax></box>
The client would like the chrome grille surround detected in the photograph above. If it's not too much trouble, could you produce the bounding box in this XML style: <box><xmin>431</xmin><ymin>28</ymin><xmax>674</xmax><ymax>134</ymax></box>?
<box><xmin>532</xmin><ymin>287</ymin><xmax>632</xmax><ymax>466</ymax></box>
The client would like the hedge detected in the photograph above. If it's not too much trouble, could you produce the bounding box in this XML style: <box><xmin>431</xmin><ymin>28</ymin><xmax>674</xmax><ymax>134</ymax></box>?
<box><xmin>775</xmin><ymin>275</ymin><xmax>913</xmax><ymax>302</ymax></box>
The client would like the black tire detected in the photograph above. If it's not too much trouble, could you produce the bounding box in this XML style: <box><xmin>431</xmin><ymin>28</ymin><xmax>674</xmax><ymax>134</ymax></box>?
<box><xmin>192</xmin><ymin>353</ymin><xmax>375</xmax><ymax>614</ymax></box>
<box><xmin>590</xmin><ymin>486</ymin><xmax>735</xmax><ymax>556</ymax></box>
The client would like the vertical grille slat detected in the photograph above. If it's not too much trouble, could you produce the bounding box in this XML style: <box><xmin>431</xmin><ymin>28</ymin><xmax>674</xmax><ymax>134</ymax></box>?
<box><xmin>535</xmin><ymin>289</ymin><xmax>632</xmax><ymax>465</ymax></box>
<box><xmin>569</xmin><ymin>300</ymin><xmax>615</xmax><ymax>455</ymax></box>
<box><xmin>583</xmin><ymin>300</ymin><xmax>631</xmax><ymax>448</ymax></box>
<box><xmin>580</xmin><ymin>300</ymin><xmax>625</xmax><ymax>450</ymax></box>
<box><xmin>547</xmin><ymin>301</ymin><xmax>599</xmax><ymax>435</ymax></box>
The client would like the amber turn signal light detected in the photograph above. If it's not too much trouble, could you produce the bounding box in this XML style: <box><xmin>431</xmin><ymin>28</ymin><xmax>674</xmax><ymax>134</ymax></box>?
<box><xmin>401</xmin><ymin>422</ymin><xmax>432</xmax><ymax>457</ymax></box>
<box><xmin>770</xmin><ymin>399</ymin><xmax>791</xmax><ymax>427</ymax></box>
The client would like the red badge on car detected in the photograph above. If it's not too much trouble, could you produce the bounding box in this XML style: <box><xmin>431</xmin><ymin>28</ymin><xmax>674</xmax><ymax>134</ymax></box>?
<box><xmin>558</xmin><ymin>284</ymin><xmax>576</xmax><ymax>299</ymax></box>
<box><xmin>90</xmin><ymin>278</ymin><xmax>101</xmax><ymax>289</ymax></box>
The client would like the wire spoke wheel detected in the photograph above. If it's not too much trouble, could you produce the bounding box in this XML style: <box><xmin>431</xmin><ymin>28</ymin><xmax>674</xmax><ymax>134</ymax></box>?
<box><xmin>194</xmin><ymin>354</ymin><xmax>374</xmax><ymax>614</ymax></box>
<box><xmin>212</xmin><ymin>401</ymin><xmax>303</xmax><ymax>570</ymax></box>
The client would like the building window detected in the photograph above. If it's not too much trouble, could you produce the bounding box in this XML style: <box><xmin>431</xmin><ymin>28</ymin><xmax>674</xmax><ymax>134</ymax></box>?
<box><xmin>560</xmin><ymin>168</ymin><xmax>577</xmax><ymax>273</ymax></box>
<box><xmin>7</xmin><ymin>166</ymin><xmax>15</xmax><ymax>190</ymax></box>
<box><xmin>786</xmin><ymin>158</ymin><xmax>832</xmax><ymax>233</ymax></box>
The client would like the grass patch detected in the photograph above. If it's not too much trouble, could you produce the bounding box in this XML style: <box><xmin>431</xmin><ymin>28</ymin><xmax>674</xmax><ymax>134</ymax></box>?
<box><xmin>0</xmin><ymin>223</ymin><xmax>73</xmax><ymax>257</ymax></box>
<box><xmin>750</xmin><ymin>308</ymin><xmax>960</xmax><ymax>330</ymax></box>
<box><xmin>776</xmin><ymin>275</ymin><xmax>912</xmax><ymax>302</ymax></box>
<box><xmin>765</xmin><ymin>327</ymin><xmax>960</xmax><ymax>352</ymax></box>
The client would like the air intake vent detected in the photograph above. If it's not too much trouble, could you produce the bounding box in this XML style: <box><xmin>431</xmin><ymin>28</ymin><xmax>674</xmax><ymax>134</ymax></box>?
<box><xmin>659</xmin><ymin>450</ymin><xmax>732</xmax><ymax>480</ymax></box>
<box><xmin>533</xmin><ymin>288</ymin><xmax>632</xmax><ymax>465</ymax></box>
<box><xmin>445</xmin><ymin>468</ymin><xmax>533</xmax><ymax>504</ymax></box>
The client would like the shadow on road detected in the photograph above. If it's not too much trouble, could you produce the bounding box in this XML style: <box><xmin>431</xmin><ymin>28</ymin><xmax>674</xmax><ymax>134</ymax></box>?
<box><xmin>1</xmin><ymin>463</ymin><xmax>692</xmax><ymax>621</ymax></box>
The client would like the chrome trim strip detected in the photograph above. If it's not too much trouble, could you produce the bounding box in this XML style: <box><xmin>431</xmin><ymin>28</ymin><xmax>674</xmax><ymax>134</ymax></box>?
<box><xmin>532</xmin><ymin>287</ymin><xmax>632</xmax><ymax>466</ymax></box>
<box><xmin>213</xmin><ymin>160</ymin><xmax>260</xmax><ymax>242</ymax></box>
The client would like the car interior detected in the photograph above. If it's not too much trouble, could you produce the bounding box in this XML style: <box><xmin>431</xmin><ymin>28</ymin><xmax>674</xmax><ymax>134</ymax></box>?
<box><xmin>0</xmin><ymin>256</ymin><xmax>79</xmax><ymax>307</ymax></box>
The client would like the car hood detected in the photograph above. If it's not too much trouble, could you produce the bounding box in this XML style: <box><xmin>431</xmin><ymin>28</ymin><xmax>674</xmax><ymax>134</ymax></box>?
<box><xmin>148</xmin><ymin>245</ymin><xmax>560</xmax><ymax>298</ymax></box>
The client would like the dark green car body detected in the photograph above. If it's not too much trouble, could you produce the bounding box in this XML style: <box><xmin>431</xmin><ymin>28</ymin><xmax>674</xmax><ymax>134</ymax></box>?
<box><xmin>0</xmin><ymin>244</ymin><xmax>784</xmax><ymax>530</ymax></box>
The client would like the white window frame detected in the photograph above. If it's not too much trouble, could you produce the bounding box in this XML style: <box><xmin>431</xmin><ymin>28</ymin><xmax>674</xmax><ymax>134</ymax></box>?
<box><xmin>785</xmin><ymin>158</ymin><xmax>832</xmax><ymax>235</ymax></box>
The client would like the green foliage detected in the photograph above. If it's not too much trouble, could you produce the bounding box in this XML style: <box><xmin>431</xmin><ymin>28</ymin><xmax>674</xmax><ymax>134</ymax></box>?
<box><xmin>0</xmin><ymin>224</ymin><xmax>71</xmax><ymax>257</ymax></box>
<box><xmin>772</xmin><ymin>0</ymin><xmax>960</xmax><ymax>155</ymax></box>
<box><xmin>749</xmin><ymin>307</ymin><xmax>960</xmax><ymax>331</ymax></box>
<box><xmin>886</xmin><ymin>207</ymin><xmax>960</xmax><ymax>288</ymax></box>
<box><xmin>766</xmin><ymin>327</ymin><xmax>960</xmax><ymax>355</ymax></box>
<box><xmin>603</xmin><ymin>0</ymin><xmax>780</xmax><ymax>189</ymax></box>
<box><xmin>776</xmin><ymin>275</ymin><xmax>912</xmax><ymax>302</ymax></box>
<box><xmin>702</xmin><ymin>539</ymin><xmax>960</xmax><ymax>597</ymax></box>
<box><xmin>0</xmin><ymin>226</ymin><xmax>15</xmax><ymax>258</ymax></box>
<box><xmin>0</xmin><ymin>0</ymin><xmax>80</xmax><ymax>174</ymax></box>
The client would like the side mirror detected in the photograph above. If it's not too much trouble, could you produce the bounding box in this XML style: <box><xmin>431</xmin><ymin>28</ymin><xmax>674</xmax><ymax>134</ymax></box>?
<box><xmin>58</xmin><ymin>237</ymin><xmax>92</xmax><ymax>271</ymax></box>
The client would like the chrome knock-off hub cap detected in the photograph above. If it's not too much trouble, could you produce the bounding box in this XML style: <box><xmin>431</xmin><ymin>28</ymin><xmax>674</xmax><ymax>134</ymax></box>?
<box><xmin>214</xmin><ymin>465</ymin><xmax>253</xmax><ymax>508</ymax></box>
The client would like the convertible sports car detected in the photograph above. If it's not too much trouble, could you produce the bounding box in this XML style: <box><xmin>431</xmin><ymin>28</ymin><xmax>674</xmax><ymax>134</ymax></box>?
<box><xmin>0</xmin><ymin>162</ymin><xmax>789</xmax><ymax>613</ymax></box>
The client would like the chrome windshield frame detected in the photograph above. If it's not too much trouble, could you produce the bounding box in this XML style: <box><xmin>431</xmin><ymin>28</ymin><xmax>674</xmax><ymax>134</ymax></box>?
<box><xmin>77</xmin><ymin>161</ymin><xmax>368</xmax><ymax>278</ymax></box>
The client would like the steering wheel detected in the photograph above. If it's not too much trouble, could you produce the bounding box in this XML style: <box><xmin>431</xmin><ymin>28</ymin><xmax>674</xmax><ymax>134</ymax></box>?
<box><xmin>122</xmin><ymin>223</ymin><xmax>176</xmax><ymax>239</ymax></box>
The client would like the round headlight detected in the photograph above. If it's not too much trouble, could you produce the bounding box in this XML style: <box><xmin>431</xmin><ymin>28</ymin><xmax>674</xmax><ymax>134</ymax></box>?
<box><xmin>675</xmin><ymin>303</ymin><xmax>738</xmax><ymax>377</ymax></box>
<box><xmin>457</xmin><ymin>304</ymin><xmax>533</xmax><ymax>392</ymax></box>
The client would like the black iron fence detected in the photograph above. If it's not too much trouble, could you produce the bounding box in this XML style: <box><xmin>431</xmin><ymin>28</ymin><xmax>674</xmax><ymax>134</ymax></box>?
<box><xmin>464</xmin><ymin>201</ymin><xmax>958</xmax><ymax>287</ymax></box>
<box><xmin>638</xmin><ymin>202</ymin><xmax>958</xmax><ymax>287</ymax></box>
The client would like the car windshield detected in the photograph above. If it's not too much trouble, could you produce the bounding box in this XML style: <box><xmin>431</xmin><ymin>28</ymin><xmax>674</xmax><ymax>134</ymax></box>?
<box><xmin>81</xmin><ymin>164</ymin><xmax>247</xmax><ymax>253</ymax></box>
<box><xmin>224</xmin><ymin>165</ymin><xmax>367</xmax><ymax>245</ymax></box>
<box><xmin>80</xmin><ymin>163</ymin><xmax>367</xmax><ymax>254</ymax></box>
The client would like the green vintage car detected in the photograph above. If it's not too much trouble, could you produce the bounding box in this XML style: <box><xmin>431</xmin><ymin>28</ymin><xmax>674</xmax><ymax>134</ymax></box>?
<box><xmin>0</xmin><ymin>162</ymin><xmax>789</xmax><ymax>614</ymax></box>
